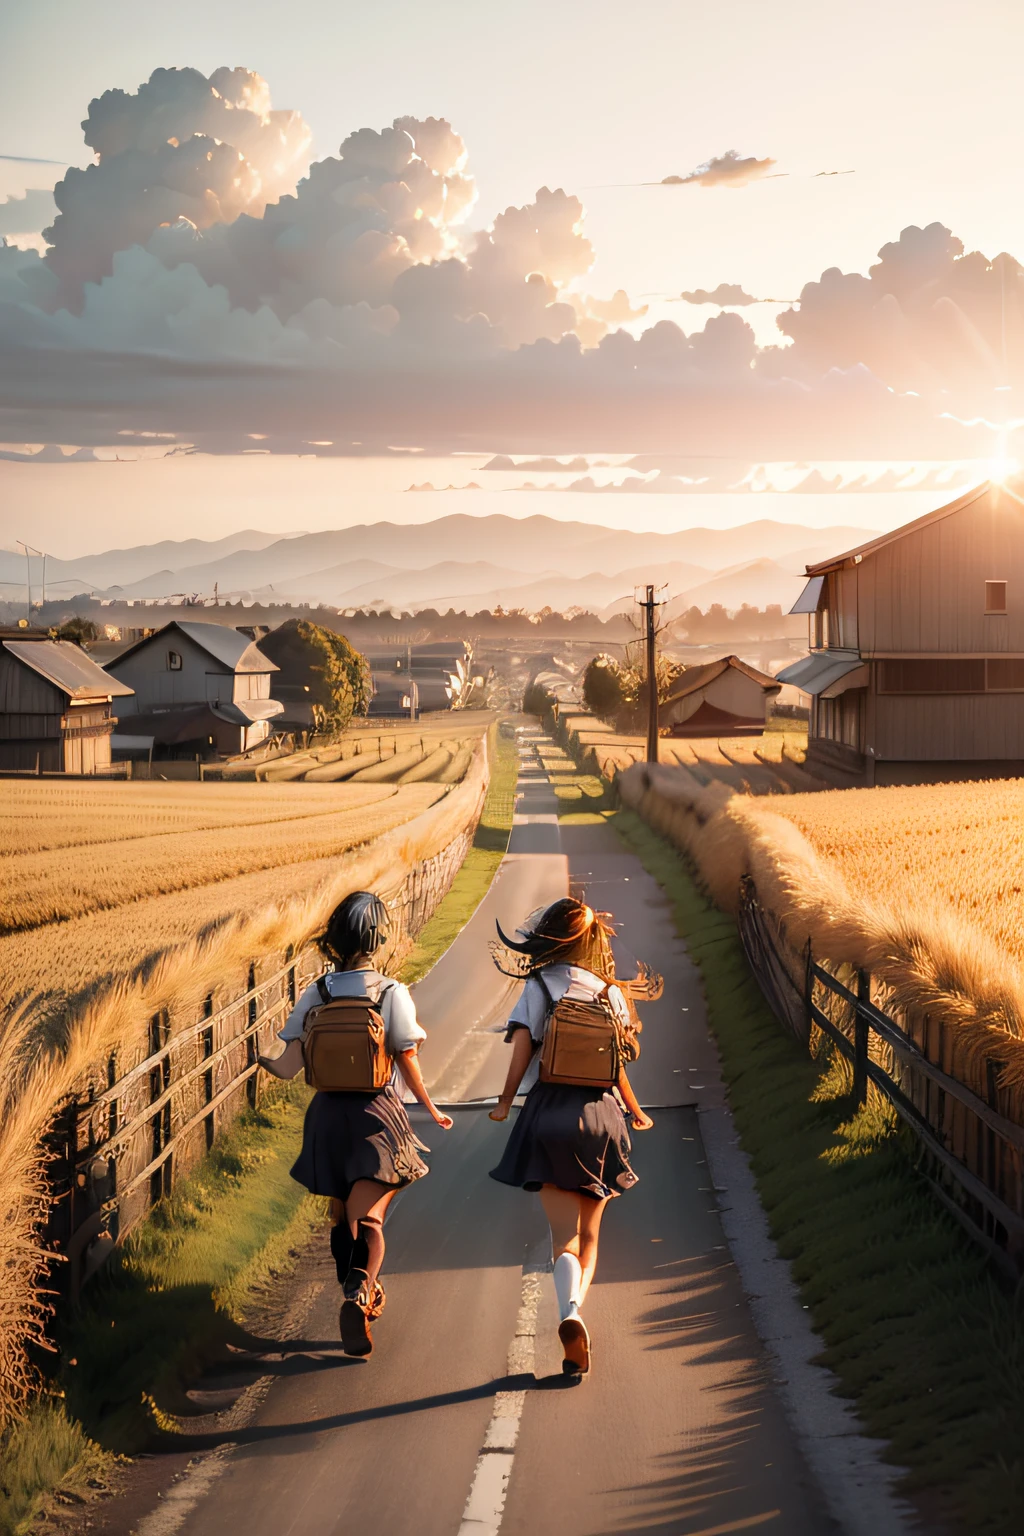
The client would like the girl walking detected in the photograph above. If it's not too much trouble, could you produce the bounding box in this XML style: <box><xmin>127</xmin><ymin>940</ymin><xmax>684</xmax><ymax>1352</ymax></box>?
<box><xmin>488</xmin><ymin>897</ymin><xmax>660</xmax><ymax>1378</ymax></box>
<box><xmin>259</xmin><ymin>890</ymin><xmax>452</xmax><ymax>1357</ymax></box>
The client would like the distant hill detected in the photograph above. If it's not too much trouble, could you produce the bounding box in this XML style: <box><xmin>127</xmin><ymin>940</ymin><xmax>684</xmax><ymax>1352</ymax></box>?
<box><xmin>6</xmin><ymin>514</ymin><xmax>877</xmax><ymax>616</ymax></box>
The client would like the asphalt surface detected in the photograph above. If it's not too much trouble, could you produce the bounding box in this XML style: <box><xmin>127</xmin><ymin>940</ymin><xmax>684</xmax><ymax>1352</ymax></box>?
<box><xmin>175</xmin><ymin>729</ymin><xmax>832</xmax><ymax>1536</ymax></box>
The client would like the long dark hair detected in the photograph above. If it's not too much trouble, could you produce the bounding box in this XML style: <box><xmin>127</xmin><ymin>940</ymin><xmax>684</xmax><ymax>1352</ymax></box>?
<box><xmin>317</xmin><ymin>891</ymin><xmax>391</xmax><ymax>970</ymax></box>
<box><xmin>492</xmin><ymin>897</ymin><xmax>616</xmax><ymax>978</ymax></box>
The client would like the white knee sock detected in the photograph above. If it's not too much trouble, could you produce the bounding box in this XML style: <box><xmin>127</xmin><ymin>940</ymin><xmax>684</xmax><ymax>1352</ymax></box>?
<box><xmin>553</xmin><ymin>1252</ymin><xmax>583</xmax><ymax>1321</ymax></box>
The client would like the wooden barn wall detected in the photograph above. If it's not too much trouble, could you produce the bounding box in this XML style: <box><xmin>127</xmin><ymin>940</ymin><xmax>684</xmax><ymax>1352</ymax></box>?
<box><xmin>0</xmin><ymin>650</ymin><xmax>64</xmax><ymax>713</ymax></box>
<box><xmin>874</xmin><ymin>693</ymin><xmax>1024</xmax><ymax>760</ymax></box>
<box><xmin>857</xmin><ymin>485</ymin><xmax>1024</xmax><ymax>655</ymax></box>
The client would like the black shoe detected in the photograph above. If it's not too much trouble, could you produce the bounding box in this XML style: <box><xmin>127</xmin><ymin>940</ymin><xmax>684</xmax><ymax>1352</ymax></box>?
<box><xmin>340</xmin><ymin>1291</ymin><xmax>373</xmax><ymax>1357</ymax></box>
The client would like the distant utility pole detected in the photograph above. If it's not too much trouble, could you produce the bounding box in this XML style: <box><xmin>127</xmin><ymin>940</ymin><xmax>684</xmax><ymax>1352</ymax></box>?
<box><xmin>16</xmin><ymin>540</ymin><xmax>44</xmax><ymax>616</ymax></box>
<box><xmin>636</xmin><ymin>583</ymin><xmax>667</xmax><ymax>764</ymax></box>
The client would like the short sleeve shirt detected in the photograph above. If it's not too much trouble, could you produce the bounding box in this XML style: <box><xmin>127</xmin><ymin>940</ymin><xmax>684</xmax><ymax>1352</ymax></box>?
<box><xmin>279</xmin><ymin>967</ymin><xmax>426</xmax><ymax>1062</ymax></box>
<box><xmin>505</xmin><ymin>964</ymin><xmax>629</xmax><ymax>1093</ymax></box>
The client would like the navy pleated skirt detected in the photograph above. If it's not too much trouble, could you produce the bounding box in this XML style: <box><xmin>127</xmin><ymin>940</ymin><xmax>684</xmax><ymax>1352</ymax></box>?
<box><xmin>290</xmin><ymin>1084</ymin><xmax>429</xmax><ymax>1201</ymax></box>
<box><xmin>489</xmin><ymin>1082</ymin><xmax>637</xmax><ymax>1200</ymax></box>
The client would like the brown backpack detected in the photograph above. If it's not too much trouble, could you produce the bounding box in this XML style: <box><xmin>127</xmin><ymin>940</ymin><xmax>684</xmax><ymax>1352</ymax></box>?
<box><xmin>302</xmin><ymin>972</ymin><xmax>394</xmax><ymax>1092</ymax></box>
<box><xmin>537</xmin><ymin>976</ymin><xmax>623</xmax><ymax>1088</ymax></box>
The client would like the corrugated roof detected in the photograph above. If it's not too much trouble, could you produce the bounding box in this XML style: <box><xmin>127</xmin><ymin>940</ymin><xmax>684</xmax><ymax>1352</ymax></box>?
<box><xmin>3</xmin><ymin>639</ymin><xmax>135</xmax><ymax>700</ymax></box>
<box><xmin>804</xmin><ymin>480</ymin><xmax>998</xmax><ymax>575</ymax></box>
<box><xmin>111</xmin><ymin>621</ymin><xmax>278</xmax><ymax>674</ymax></box>
<box><xmin>775</xmin><ymin>649</ymin><xmax>863</xmax><ymax>696</ymax></box>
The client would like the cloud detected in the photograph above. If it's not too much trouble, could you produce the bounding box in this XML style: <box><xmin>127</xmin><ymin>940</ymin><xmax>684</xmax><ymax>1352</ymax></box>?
<box><xmin>43</xmin><ymin>67</ymin><xmax>313</xmax><ymax>304</ymax></box>
<box><xmin>481</xmin><ymin>454</ymin><xmax>589</xmax><ymax>471</ymax></box>
<box><xmin>679</xmin><ymin>283</ymin><xmax>757</xmax><ymax>306</ymax></box>
<box><xmin>659</xmin><ymin>151</ymin><xmax>778</xmax><ymax>188</ymax></box>
<box><xmin>0</xmin><ymin>66</ymin><xmax>1019</xmax><ymax>465</ymax></box>
<box><xmin>0</xmin><ymin>188</ymin><xmax>58</xmax><ymax>238</ymax></box>
<box><xmin>0</xmin><ymin>443</ymin><xmax>97</xmax><ymax>462</ymax></box>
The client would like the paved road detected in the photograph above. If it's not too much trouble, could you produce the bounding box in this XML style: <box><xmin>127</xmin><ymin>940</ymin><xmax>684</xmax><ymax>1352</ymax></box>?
<box><xmin>176</xmin><ymin>728</ymin><xmax>831</xmax><ymax>1536</ymax></box>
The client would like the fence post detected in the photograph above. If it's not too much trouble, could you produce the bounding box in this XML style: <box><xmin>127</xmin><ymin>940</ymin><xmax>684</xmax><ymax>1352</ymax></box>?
<box><xmin>854</xmin><ymin>969</ymin><xmax>870</xmax><ymax>1106</ymax></box>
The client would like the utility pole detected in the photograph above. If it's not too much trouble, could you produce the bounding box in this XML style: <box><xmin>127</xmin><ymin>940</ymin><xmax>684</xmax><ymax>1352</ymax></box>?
<box><xmin>16</xmin><ymin>541</ymin><xmax>35</xmax><ymax>618</ymax></box>
<box><xmin>636</xmin><ymin>583</ymin><xmax>667</xmax><ymax>764</ymax></box>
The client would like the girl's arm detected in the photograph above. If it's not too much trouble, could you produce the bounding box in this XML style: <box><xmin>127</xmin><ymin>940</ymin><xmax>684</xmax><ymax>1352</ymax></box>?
<box><xmin>617</xmin><ymin>1065</ymin><xmax>654</xmax><ymax>1131</ymax></box>
<box><xmin>257</xmin><ymin>1037</ymin><xmax>305</xmax><ymax>1080</ymax></box>
<box><xmin>396</xmin><ymin>1048</ymin><xmax>454</xmax><ymax>1129</ymax></box>
<box><xmin>489</xmin><ymin>1027</ymin><xmax>537</xmax><ymax>1121</ymax></box>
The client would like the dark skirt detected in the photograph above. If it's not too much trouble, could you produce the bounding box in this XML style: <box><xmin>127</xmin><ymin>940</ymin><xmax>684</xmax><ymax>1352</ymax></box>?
<box><xmin>489</xmin><ymin>1082</ymin><xmax>638</xmax><ymax>1200</ymax></box>
<box><xmin>290</xmin><ymin>1084</ymin><xmax>430</xmax><ymax>1201</ymax></box>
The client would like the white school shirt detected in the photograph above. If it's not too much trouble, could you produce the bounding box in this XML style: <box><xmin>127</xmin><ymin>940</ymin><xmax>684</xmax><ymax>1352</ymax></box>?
<box><xmin>279</xmin><ymin>967</ymin><xmax>426</xmax><ymax>1087</ymax></box>
<box><xmin>505</xmin><ymin>964</ymin><xmax>630</xmax><ymax>1094</ymax></box>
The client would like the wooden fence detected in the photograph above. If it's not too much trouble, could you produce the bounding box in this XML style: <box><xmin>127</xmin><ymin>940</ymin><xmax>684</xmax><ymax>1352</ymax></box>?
<box><xmin>737</xmin><ymin>875</ymin><xmax>1024</xmax><ymax>1278</ymax></box>
<box><xmin>46</xmin><ymin>822</ymin><xmax>476</xmax><ymax>1294</ymax></box>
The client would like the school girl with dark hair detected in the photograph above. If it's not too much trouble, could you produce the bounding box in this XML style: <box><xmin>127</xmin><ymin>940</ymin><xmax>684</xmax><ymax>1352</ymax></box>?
<box><xmin>488</xmin><ymin>897</ymin><xmax>661</xmax><ymax>1378</ymax></box>
<box><xmin>259</xmin><ymin>890</ymin><xmax>452</xmax><ymax>1357</ymax></box>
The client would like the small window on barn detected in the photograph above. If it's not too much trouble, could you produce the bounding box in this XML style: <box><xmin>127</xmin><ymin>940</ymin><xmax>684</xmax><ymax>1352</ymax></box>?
<box><xmin>168</xmin><ymin>650</ymin><xmax>182</xmax><ymax>671</ymax></box>
<box><xmin>985</xmin><ymin>580</ymin><xmax>1007</xmax><ymax>614</ymax></box>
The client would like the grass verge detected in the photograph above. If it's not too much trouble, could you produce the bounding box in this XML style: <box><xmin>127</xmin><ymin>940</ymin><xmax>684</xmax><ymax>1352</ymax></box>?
<box><xmin>613</xmin><ymin>807</ymin><xmax>1024</xmax><ymax>1536</ymax></box>
<box><xmin>400</xmin><ymin>721</ymin><xmax>519</xmax><ymax>982</ymax></box>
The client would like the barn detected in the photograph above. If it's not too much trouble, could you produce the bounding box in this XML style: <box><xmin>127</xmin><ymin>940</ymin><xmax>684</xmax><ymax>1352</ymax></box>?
<box><xmin>0</xmin><ymin>628</ymin><xmax>135</xmax><ymax>773</ymax></box>
<box><xmin>659</xmin><ymin>655</ymin><xmax>781</xmax><ymax>734</ymax></box>
<box><xmin>778</xmin><ymin>478</ymin><xmax>1024</xmax><ymax>784</ymax></box>
<box><xmin>107</xmin><ymin>620</ymin><xmax>283</xmax><ymax>756</ymax></box>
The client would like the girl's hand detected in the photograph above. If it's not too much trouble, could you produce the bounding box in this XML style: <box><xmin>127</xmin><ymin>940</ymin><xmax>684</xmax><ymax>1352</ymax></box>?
<box><xmin>489</xmin><ymin>1100</ymin><xmax>511</xmax><ymax>1122</ymax></box>
<box><xmin>433</xmin><ymin>1111</ymin><xmax>454</xmax><ymax>1130</ymax></box>
<box><xmin>631</xmin><ymin>1110</ymin><xmax>655</xmax><ymax>1131</ymax></box>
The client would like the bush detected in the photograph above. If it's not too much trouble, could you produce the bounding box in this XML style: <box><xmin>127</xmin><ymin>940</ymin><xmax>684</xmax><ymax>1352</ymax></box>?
<box><xmin>582</xmin><ymin>654</ymin><xmax>624</xmax><ymax>722</ymax></box>
<box><xmin>522</xmin><ymin>680</ymin><xmax>555</xmax><ymax>716</ymax></box>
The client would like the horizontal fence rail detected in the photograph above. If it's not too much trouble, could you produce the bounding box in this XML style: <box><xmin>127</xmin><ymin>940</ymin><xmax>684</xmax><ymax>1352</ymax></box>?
<box><xmin>737</xmin><ymin>875</ymin><xmax>1024</xmax><ymax>1279</ymax></box>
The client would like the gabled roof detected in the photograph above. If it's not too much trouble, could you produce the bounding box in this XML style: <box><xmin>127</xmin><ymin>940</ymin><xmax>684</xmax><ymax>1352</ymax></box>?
<box><xmin>2</xmin><ymin>638</ymin><xmax>135</xmax><ymax>701</ymax></box>
<box><xmin>662</xmin><ymin>653</ymin><xmax>780</xmax><ymax>704</ymax></box>
<box><xmin>804</xmin><ymin>479</ymin><xmax>1005</xmax><ymax>575</ymax></box>
<box><xmin>110</xmin><ymin>620</ymin><xmax>278</xmax><ymax>674</ymax></box>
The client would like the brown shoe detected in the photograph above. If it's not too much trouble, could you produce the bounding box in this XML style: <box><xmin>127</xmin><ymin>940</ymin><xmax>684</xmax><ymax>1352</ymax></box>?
<box><xmin>558</xmin><ymin>1316</ymin><xmax>591</xmax><ymax>1376</ymax></box>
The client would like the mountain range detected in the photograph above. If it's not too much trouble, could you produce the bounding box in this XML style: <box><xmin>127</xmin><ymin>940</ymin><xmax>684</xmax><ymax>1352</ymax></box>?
<box><xmin>0</xmin><ymin>514</ymin><xmax>876</xmax><ymax>617</ymax></box>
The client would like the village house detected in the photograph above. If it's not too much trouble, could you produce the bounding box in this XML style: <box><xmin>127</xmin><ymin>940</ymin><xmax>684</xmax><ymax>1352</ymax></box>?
<box><xmin>105</xmin><ymin>620</ymin><xmax>283</xmax><ymax>758</ymax></box>
<box><xmin>778</xmin><ymin>478</ymin><xmax>1024</xmax><ymax>784</ymax></box>
<box><xmin>659</xmin><ymin>655</ymin><xmax>781</xmax><ymax>734</ymax></box>
<box><xmin>0</xmin><ymin>627</ymin><xmax>135</xmax><ymax>773</ymax></box>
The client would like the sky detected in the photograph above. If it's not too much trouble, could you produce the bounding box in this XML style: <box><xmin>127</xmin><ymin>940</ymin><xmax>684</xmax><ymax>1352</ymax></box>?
<box><xmin>2</xmin><ymin>0</ymin><xmax>1024</xmax><ymax>553</ymax></box>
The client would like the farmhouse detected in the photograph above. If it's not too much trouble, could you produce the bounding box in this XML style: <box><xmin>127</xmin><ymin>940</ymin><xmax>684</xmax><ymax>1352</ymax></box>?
<box><xmin>364</xmin><ymin>639</ymin><xmax>474</xmax><ymax>715</ymax></box>
<box><xmin>0</xmin><ymin>627</ymin><xmax>134</xmax><ymax>773</ymax></box>
<box><xmin>778</xmin><ymin>478</ymin><xmax>1024</xmax><ymax>784</ymax></box>
<box><xmin>659</xmin><ymin>655</ymin><xmax>781</xmax><ymax>734</ymax></box>
<box><xmin>106</xmin><ymin>620</ymin><xmax>283</xmax><ymax>757</ymax></box>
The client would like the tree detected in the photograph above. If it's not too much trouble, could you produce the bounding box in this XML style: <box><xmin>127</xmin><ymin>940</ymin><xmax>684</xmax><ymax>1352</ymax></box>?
<box><xmin>259</xmin><ymin>619</ymin><xmax>372</xmax><ymax>732</ymax></box>
<box><xmin>54</xmin><ymin>615</ymin><xmax>99</xmax><ymax>644</ymax></box>
<box><xmin>582</xmin><ymin>654</ymin><xmax>625</xmax><ymax>722</ymax></box>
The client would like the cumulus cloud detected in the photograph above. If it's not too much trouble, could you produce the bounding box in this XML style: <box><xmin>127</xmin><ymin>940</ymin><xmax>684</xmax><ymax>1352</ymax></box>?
<box><xmin>0</xmin><ymin>66</ymin><xmax>1019</xmax><ymax>464</ymax></box>
<box><xmin>679</xmin><ymin>283</ymin><xmax>758</xmax><ymax>306</ymax></box>
<box><xmin>771</xmin><ymin>221</ymin><xmax>1024</xmax><ymax>406</ymax></box>
<box><xmin>44</xmin><ymin>67</ymin><xmax>313</xmax><ymax>303</ymax></box>
<box><xmin>659</xmin><ymin>151</ymin><xmax>778</xmax><ymax>188</ymax></box>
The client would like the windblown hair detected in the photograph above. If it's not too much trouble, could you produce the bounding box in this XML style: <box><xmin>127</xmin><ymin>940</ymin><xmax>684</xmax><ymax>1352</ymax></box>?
<box><xmin>492</xmin><ymin>897</ymin><xmax>617</xmax><ymax>979</ymax></box>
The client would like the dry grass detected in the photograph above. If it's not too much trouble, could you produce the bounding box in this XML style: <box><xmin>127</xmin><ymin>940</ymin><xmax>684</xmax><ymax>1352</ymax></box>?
<box><xmin>2</xmin><ymin>783</ymin><xmax>445</xmax><ymax>936</ymax></box>
<box><xmin>618</xmin><ymin>763</ymin><xmax>1024</xmax><ymax>1118</ymax></box>
<box><xmin>0</xmin><ymin>740</ymin><xmax>490</xmax><ymax>1430</ymax></box>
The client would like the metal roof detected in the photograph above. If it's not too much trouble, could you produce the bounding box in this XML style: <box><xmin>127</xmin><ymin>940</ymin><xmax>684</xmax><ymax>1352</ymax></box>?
<box><xmin>3</xmin><ymin>639</ymin><xmax>135</xmax><ymax>700</ymax></box>
<box><xmin>111</xmin><ymin>621</ymin><xmax>278</xmax><ymax>674</ymax></box>
<box><xmin>211</xmin><ymin>699</ymin><xmax>285</xmax><ymax>725</ymax></box>
<box><xmin>804</xmin><ymin>480</ymin><xmax>998</xmax><ymax>575</ymax></box>
<box><xmin>775</xmin><ymin>649</ymin><xmax>864</xmax><ymax>697</ymax></box>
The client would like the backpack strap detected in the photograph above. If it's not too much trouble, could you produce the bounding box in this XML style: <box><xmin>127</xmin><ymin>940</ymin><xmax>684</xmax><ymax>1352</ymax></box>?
<box><xmin>315</xmin><ymin>975</ymin><xmax>332</xmax><ymax>1004</ymax></box>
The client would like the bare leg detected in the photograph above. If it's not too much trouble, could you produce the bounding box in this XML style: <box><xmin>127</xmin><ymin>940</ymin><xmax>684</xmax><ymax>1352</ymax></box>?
<box><xmin>576</xmin><ymin>1196</ymin><xmax>608</xmax><ymax>1306</ymax></box>
<box><xmin>540</xmin><ymin>1185</ymin><xmax>583</xmax><ymax>1260</ymax></box>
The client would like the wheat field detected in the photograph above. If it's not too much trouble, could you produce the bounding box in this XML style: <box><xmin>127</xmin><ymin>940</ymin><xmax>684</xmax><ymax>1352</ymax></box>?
<box><xmin>0</xmin><ymin>736</ymin><xmax>492</xmax><ymax>1428</ymax></box>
